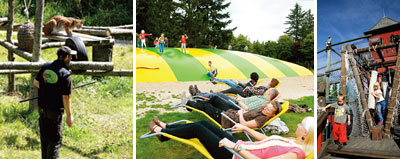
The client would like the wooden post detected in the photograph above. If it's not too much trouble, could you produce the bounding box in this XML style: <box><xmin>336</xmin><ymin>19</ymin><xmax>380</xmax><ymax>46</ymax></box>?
<box><xmin>340</xmin><ymin>45</ymin><xmax>347</xmax><ymax>96</ymax></box>
<box><xmin>347</xmin><ymin>44</ymin><xmax>373</xmax><ymax>132</ymax></box>
<box><xmin>325</xmin><ymin>47</ymin><xmax>331</xmax><ymax>100</ymax></box>
<box><xmin>7</xmin><ymin>0</ymin><xmax>15</xmax><ymax>92</ymax></box>
<box><xmin>384</xmin><ymin>43</ymin><xmax>400</xmax><ymax>138</ymax></box>
<box><xmin>93</xmin><ymin>44</ymin><xmax>113</xmax><ymax>62</ymax></box>
<box><xmin>29</xmin><ymin>0</ymin><xmax>44</xmax><ymax>110</ymax></box>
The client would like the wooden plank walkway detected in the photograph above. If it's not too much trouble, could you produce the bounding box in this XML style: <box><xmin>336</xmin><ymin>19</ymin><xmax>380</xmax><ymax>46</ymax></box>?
<box><xmin>327</xmin><ymin>136</ymin><xmax>400</xmax><ymax>158</ymax></box>
<box><xmin>45</xmin><ymin>32</ymin><xmax>114</xmax><ymax>46</ymax></box>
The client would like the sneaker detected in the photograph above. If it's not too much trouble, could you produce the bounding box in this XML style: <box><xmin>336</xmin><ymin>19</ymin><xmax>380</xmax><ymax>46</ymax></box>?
<box><xmin>343</xmin><ymin>142</ymin><xmax>347</xmax><ymax>146</ymax></box>
<box><xmin>334</xmin><ymin>140</ymin><xmax>339</xmax><ymax>145</ymax></box>
<box><xmin>379</xmin><ymin>122</ymin><xmax>383</xmax><ymax>125</ymax></box>
<box><xmin>189</xmin><ymin>85</ymin><xmax>197</xmax><ymax>96</ymax></box>
<box><xmin>194</xmin><ymin>85</ymin><xmax>201</xmax><ymax>94</ymax></box>
<box><xmin>337</xmin><ymin>143</ymin><xmax>343</xmax><ymax>150</ymax></box>
<box><xmin>181</xmin><ymin>92</ymin><xmax>188</xmax><ymax>105</ymax></box>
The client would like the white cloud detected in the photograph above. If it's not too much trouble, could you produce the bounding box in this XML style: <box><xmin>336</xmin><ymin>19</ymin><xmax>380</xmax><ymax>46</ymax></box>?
<box><xmin>226</xmin><ymin>0</ymin><xmax>314</xmax><ymax>42</ymax></box>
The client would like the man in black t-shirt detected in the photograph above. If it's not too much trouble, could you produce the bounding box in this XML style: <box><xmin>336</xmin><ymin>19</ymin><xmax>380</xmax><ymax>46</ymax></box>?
<box><xmin>34</xmin><ymin>46</ymin><xmax>76</xmax><ymax>159</ymax></box>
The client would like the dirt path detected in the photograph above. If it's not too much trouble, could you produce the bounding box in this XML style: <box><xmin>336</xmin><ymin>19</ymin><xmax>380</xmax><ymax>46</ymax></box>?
<box><xmin>136</xmin><ymin>75</ymin><xmax>314</xmax><ymax>119</ymax></box>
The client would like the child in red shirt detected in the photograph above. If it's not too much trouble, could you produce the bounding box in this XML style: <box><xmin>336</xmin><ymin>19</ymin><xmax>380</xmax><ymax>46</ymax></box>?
<box><xmin>154</xmin><ymin>37</ymin><xmax>159</xmax><ymax>48</ymax></box>
<box><xmin>136</xmin><ymin>30</ymin><xmax>152</xmax><ymax>51</ymax></box>
<box><xmin>180</xmin><ymin>34</ymin><xmax>188</xmax><ymax>53</ymax></box>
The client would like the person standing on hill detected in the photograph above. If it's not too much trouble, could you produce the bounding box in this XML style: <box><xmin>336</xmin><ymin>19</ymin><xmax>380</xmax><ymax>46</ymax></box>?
<box><xmin>159</xmin><ymin>33</ymin><xmax>166</xmax><ymax>54</ymax></box>
<box><xmin>136</xmin><ymin>30</ymin><xmax>152</xmax><ymax>52</ymax></box>
<box><xmin>154</xmin><ymin>37</ymin><xmax>159</xmax><ymax>48</ymax></box>
<box><xmin>244</xmin><ymin>45</ymin><xmax>249</xmax><ymax>53</ymax></box>
<box><xmin>34</xmin><ymin>46</ymin><xmax>75</xmax><ymax>159</ymax></box>
<box><xmin>180</xmin><ymin>34</ymin><xmax>188</xmax><ymax>53</ymax></box>
<box><xmin>165</xmin><ymin>37</ymin><xmax>169</xmax><ymax>48</ymax></box>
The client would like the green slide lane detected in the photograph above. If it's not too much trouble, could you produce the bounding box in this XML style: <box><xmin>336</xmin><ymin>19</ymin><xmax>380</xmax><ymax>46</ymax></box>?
<box><xmin>147</xmin><ymin>48</ymin><xmax>208</xmax><ymax>81</ymax></box>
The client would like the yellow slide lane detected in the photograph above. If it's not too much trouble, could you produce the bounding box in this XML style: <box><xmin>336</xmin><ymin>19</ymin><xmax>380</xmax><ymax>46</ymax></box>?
<box><xmin>277</xmin><ymin>59</ymin><xmax>313</xmax><ymax>76</ymax></box>
<box><xmin>228</xmin><ymin>51</ymin><xmax>287</xmax><ymax>78</ymax></box>
<box><xmin>187</xmin><ymin>48</ymin><xmax>247</xmax><ymax>79</ymax></box>
<box><xmin>136</xmin><ymin>48</ymin><xmax>177</xmax><ymax>82</ymax></box>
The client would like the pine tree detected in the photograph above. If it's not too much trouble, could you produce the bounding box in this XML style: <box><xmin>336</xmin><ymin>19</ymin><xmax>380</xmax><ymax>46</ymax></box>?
<box><xmin>301</xmin><ymin>10</ymin><xmax>314</xmax><ymax>40</ymax></box>
<box><xmin>284</xmin><ymin>3</ymin><xmax>305</xmax><ymax>41</ymax></box>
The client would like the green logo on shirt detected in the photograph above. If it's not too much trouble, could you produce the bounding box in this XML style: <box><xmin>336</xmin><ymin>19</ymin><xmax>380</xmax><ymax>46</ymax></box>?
<box><xmin>43</xmin><ymin>69</ymin><xmax>58</xmax><ymax>84</ymax></box>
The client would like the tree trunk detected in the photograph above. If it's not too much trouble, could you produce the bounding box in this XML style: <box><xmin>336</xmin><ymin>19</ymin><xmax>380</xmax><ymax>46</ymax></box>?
<box><xmin>347</xmin><ymin>44</ymin><xmax>373</xmax><ymax>132</ymax></box>
<box><xmin>7</xmin><ymin>0</ymin><xmax>15</xmax><ymax>92</ymax></box>
<box><xmin>384</xmin><ymin>43</ymin><xmax>400</xmax><ymax>138</ymax></box>
<box><xmin>340</xmin><ymin>45</ymin><xmax>346</xmax><ymax>96</ymax></box>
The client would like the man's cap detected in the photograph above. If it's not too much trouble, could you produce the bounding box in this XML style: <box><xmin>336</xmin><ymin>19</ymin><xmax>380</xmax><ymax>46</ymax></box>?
<box><xmin>57</xmin><ymin>46</ymin><xmax>77</xmax><ymax>57</ymax></box>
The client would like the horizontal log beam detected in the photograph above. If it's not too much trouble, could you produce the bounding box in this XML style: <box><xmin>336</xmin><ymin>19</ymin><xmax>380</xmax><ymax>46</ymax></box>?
<box><xmin>77</xmin><ymin>70</ymin><xmax>133</xmax><ymax>76</ymax></box>
<box><xmin>81</xmin><ymin>24</ymin><xmax>133</xmax><ymax>30</ymax></box>
<box><xmin>355</xmin><ymin>43</ymin><xmax>397</xmax><ymax>54</ymax></box>
<box><xmin>0</xmin><ymin>61</ymin><xmax>114</xmax><ymax>71</ymax></box>
<box><xmin>0</xmin><ymin>17</ymin><xmax>8</xmax><ymax>23</ymax></box>
<box><xmin>41</xmin><ymin>42</ymin><xmax>65</xmax><ymax>49</ymax></box>
<box><xmin>0</xmin><ymin>69</ymin><xmax>132</xmax><ymax>77</ymax></box>
<box><xmin>0</xmin><ymin>39</ymin><xmax>33</xmax><ymax>61</ymax></box>
<box><xmin>0</xmin><ymin>23</ymin><xmax>21</xmax><ymax>31</ymax></box>
<box><xmin>108</xmin><ymin>28</ymin><xmax>134</xmax><ymax>35</ymax></box>
<box><xmin>73</xmin><ymin>29</ymin><xmax>111</xmax><ymax>37</ymax></box>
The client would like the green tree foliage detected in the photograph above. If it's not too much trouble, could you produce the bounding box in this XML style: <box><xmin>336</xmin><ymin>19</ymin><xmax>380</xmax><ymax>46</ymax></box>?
<box><xmin>263</xmin><ymin>41</ymin><xmax>278</xmax><ymax>58</ymax></box>
<box><xmin>136</xmin><ymin>0</ymin><xmax>235</xmax><ymax>48</ymax></box>
<box><xmin>230</xmin><ymin>34</ymin><xmax>251</xmax><ymax>51</ymax></box>
<box><xmin>24</xmin><ymin>0</ymin><xmax>133</xmax><ymax>26</ymax></box>
<box><xmin>284</xmin><ymin>3</ymin><xmax>304</xmax><ymax>41</ymax></box>
<box><xmin>301</xmin><ymin>10</ymin><xmax>314</xmax><ymax>40</ymax></box>
<box><xmin>299</xmin><ymin>32</ymin><xmax>314</xmax><ymax>68</ymax></box>
<box><xmin>277</xmin><ymin>35</ymin><xmax>294</xmax><ymax>61</ymax></box>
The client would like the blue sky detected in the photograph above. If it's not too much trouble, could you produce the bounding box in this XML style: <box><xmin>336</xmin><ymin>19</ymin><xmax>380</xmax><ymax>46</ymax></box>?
<box><xmin>317</xmin><ymin>0</ymin><xmax>400</xmax><ymax>73</ymax></box>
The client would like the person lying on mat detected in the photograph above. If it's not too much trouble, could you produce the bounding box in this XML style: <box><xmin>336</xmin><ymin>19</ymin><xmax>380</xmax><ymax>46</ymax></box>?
<box><xmin>211</xmin><ymin>72</ymin><xmax>259</xmax><ymax>89</ymax></box>
<box><xmin>219</xmin><ymin>78</ymin><xmax>280</xmax><ymax>98</ymax></box>
<box><xmin>188</xmin><ymin>86</ymin><xmax>280</xmax><ymax>111</ymax></box>
<box><xmin>182</xmin><ymin>90</ymin><xmax>281</xmax><ymax>129</ymax></box>
<box><xmin>149</xmin><ymin>116</ymin><xmax>314</xmax><ymax>159</ymax></box>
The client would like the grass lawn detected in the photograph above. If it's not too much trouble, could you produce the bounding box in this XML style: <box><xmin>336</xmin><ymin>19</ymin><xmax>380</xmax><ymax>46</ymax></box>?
<box><xmin>0</xmin><ymin>33</ymin><xmax>133</xmax><ymax>158</ymax></box>
<box><xmin>136</xmin><ymin>96</ymin><xmax>314</xmax><ymax>159</ymax></box>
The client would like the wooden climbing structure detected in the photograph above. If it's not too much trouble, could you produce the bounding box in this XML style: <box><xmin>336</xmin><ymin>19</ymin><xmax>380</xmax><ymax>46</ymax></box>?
<box><xmin>317</xmin><ymin>16</ymin><xmax>400</xmax><ymax>158</ymax></box>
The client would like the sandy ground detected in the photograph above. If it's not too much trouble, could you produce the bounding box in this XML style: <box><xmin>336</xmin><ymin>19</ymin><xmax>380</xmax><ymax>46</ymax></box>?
<box><xmin>136</xmin><ymin>75</ymin><xmax>314</xmax><ymax>118</ymax></box>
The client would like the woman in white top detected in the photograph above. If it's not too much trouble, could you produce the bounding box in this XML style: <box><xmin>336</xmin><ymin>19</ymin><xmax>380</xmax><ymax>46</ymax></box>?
<box><xmin>371</xmin><ymin>82</ymin><xmax>386</xmax><ymax>125</ymax></box>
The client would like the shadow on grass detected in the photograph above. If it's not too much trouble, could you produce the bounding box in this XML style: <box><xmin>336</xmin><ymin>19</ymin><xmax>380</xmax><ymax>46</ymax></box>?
<box><xmin>62</xmin><ymin>141</ymin><xmax>131</xmax><ymax>159</ymax></box>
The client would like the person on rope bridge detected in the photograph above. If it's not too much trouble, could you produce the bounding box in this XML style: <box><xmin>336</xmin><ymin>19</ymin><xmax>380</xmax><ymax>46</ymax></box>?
<box><xmin>136</xmin><ymin>30</ymin><xmax>152</xmax><ymax>52</ymax></box>
<box><xmin>371</xmin><ymin>82</ymin><xmax>386</xmax><ymax>125</ymax></box>
<box><xmin>148</xmin><ymin>116</ymin><xmax>314</xmax><ymax>159</ymax></box>
<box><xmin>34</xmin><ymin>46</ymin><xmax>75</xmax><ymax>158</ymax></box>
<box><xmin>322</xmin><ymin>94</ymin><xmax>350</xmax><ymax>150</ymax></box>
<box><xmin>180</xmin><ymin>34</ymin><xmax>188</xmax><ymax>53</ymax></box>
